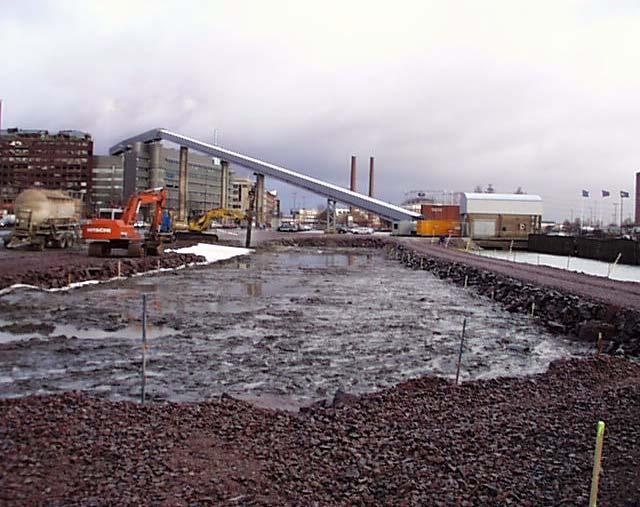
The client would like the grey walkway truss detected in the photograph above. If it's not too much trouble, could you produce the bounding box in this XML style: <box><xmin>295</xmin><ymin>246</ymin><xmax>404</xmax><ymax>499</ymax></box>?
<box><xmin>110</xmin><ymin>128</ymin><xmax>420</xmax><ymax>222</ymax></box>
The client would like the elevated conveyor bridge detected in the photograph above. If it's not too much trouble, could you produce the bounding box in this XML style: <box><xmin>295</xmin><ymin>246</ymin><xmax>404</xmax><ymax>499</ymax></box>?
<box><xmin>110</xmin><ymin>128</ymin><xmax>420</xmax><ymax>223</ymax></box>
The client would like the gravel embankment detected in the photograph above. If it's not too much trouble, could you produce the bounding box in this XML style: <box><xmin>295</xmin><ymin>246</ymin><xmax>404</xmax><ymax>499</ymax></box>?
<box><xmin>394</xmin><ymin>238</ymin><xmax>640</xmax><ymax>310</ymax></box>
<box><xmin>1</xmin><ymin>357</ymin><xmax>638</xmax><ymax>506</ymax></box>
<box><xmin>0</xmin><ymin>250</ymin><xmax>205</xmax><ymax>290</ymax></box>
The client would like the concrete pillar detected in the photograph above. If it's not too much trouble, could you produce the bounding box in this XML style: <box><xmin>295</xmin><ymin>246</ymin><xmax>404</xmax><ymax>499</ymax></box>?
<box><xmin>149</xmin><ymin>141</ymin><xmax>163</xmax><ymax>189</ymax></box>
<box><xmin>635</xmin><ymin>172</ymin><xmax>640</xmax><ymax>225</ymax></box>
<box><xmin>368</xmin><ymin>157</ymin><xmax>375</xmax><ymax>197</ymax></box>
<box><xmin>220</xmin><ymin>161</ymin><xmax>230</xmax><ymax>209</ymax></box>
<box><xmin>255</xmin><ymin>173</ymin><xmax>265</xmax><ymax>226</ymax></box>
<box><xmin>350</xmin><ymin>155</ymin><xmax>356</xmax><ymax>215</ymax></box>
<box><xmin>123</xmin><ymin>141</ymin><xmax>141</xmax><ymax>201</ymax></box>
<box><xmin>178</xmin><ymin>146</ymin><xmax>188</xmax><ymax>222</ymax></box>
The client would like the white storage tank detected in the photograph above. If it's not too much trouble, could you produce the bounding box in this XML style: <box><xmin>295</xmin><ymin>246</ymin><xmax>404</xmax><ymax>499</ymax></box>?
<box><xmin>14</xmin><ymin>188</ymin><xmax>80</xmax><ymax>229</ymax></box>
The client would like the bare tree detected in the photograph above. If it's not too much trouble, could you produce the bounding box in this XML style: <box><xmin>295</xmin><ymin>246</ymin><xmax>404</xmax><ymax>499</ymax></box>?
<box><xmin>486</xmin><ymin>184</ymin><xmax>495</xmax><ymax>194</ymax></box>
<box><xmin>515</xmin><ymin>186</ymin><xmax>525</xmax><ymax>194</ymax></box>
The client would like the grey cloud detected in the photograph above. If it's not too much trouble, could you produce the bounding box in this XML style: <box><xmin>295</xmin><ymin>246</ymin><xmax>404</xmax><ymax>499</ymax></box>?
<box><xmin>2</xmin><ymin>1</ymin><xmax>640</xmax><ymax>220</ymax></box>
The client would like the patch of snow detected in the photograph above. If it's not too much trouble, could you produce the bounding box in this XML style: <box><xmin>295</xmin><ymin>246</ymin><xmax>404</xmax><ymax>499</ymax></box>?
<box><xmin>474</xmin><ymin>250</ymin><xmax>640</xmax><ymax>283</ymax></box>
<box><xmin>169</xmin><ymin>243</ymin><xmax>252</xmax><ymax>263</ymax></box>
<box><xmin>0</xmin><ymin>244</ymin><xmax>252</xmax><ymax>295</ymax></box>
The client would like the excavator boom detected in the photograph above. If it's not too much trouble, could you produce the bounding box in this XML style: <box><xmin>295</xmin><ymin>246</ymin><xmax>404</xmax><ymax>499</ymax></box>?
<box><xmin>188</xmin><ymin>208</ymin><xmax>246</xmax><ymax>233</ymax></box>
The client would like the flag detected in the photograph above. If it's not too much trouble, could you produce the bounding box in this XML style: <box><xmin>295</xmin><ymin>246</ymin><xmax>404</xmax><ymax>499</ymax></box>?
<box><xmin>602</xmin><ymin>190</ymin><xmax>610</xmax><ymax>198</ymax></box>
<box><xmin>582</xmin><ymin>190</ymin><xmax>590</xmax><ymax>197</ymax></box>
<box><xmin>620</xmin><ymin>190</ymin><xmax>630</xmax><ymax>198</ymax></box>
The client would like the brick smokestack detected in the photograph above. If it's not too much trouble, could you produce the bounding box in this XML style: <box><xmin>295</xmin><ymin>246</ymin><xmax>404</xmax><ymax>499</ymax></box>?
<box><xmin>636</xmin><ymin>172</ymin><xmax>640</xmax><ymax>225</ymax></box>
<box><xmin>350</xmin><ymin>155</ymin><xmax>356</xmax><ymax>192</ymax></box>
<box><xmin>369</xmin><ymin>156</ymin><xmax>375</xmax><ymax>197</ymax></box>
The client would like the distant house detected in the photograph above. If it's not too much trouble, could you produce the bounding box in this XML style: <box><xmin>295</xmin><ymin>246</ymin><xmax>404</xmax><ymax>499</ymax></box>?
<box><xmin>460</xmin><ymin>193</ymin><xmax>543</xmax><ymax>239</ymax></box>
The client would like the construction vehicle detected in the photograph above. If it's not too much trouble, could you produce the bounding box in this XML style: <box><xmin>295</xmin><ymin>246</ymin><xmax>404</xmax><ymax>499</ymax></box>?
<box><xmin>173</xmin><ymin>208</ymin><xmax>246</xmax><ymax>240</ymax></box>
<box><xmin>82</xmin><ymin>187</ymin><xmax>172</xmax><ymax>257</ymax></box>
<box><xmin>187</xmin><ymin>208</ymin><xmax>246</xmax><ymax>233</ymax></box>
<box><xmin>6</xmin><ymin>188</ymin><xmax>80</xmax><ymax>250</ymax></box>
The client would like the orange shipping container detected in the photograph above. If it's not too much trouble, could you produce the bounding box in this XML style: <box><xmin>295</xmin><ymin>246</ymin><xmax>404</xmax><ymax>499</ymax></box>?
<box><xmin>420</xmin><ymin>204</ymin><xmax>460</xmax><ymax>221</ymax></box>
<box><xmin>416</xmin><ymin>219</ymin><xmax>461</xmax><ymax>237</ymax></box>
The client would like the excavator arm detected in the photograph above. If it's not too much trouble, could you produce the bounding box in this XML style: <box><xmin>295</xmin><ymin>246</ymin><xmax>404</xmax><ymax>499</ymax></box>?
<box><xmin>121</xmin><ymin>188</ymin><xmax>168</xmax><ymax>230</ymax></box>
<box><xmin>188</xmin><ymin>208</ymin><xmax>246</xmax><ymax>233</ymax></box>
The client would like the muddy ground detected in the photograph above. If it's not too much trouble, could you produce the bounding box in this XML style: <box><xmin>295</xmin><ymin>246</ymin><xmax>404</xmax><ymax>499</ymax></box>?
<box><xmin>1</xmin><ymin>357</ymin><xmax>638</xmax><ymax>505</ymax></box>
<box><xmin>0</xmin><ymin>246</ymin><xmax>588</xmax><ymax>406</ymax></box>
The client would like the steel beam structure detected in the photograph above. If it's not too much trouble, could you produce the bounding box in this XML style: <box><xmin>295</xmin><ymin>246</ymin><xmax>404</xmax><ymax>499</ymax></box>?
<box><xmin>110</xmin><ymin>128</ymin><xmax>420</xmax><ymax>222</ymax></box>
<box><xmin>326</xmin><ymin>198</ymin><xmax>337</xmax><ymax>233</ymax></box>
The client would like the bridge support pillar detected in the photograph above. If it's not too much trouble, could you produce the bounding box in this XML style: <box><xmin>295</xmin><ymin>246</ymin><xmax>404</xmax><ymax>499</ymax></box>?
<box><xmin>149</xmin><ymin>141</ymin><xmax>163</xmax><ymax>189</ymax></box>
<box><xmin>220</xmin><ymin>160</ymin><xmax>230</xmax><ymax>209</ymax></box>
<box><xmin>178</xmin><ymin>146</ymin><xmax>188</xmax><ymax>222</ymax></box>
<box><xmin>255</xmin><ymin>173</ymin><xmax>265</xmax><ymax>227</ymax></box>
<box><xmin>326</xmin><ymin>199</ymin><xmax>337</xmax><ymax>233</ymax></box>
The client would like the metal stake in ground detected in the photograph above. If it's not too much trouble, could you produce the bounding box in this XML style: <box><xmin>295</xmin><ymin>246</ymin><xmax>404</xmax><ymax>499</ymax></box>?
<box><xmin>589</xmin><ymin>421</ymin><xmax>606</xmax><ymax>507</ymax></box>
<box><xmin>141</xmin><ymin>294</ymin><xmax>148</xmax><ymax>404</ymax></box>
<box><xmin>607</xmin><ymin>252</ymin><xmax>622</xmax><ymax>278</ymax></box>
<box><xmin>455</xmin><ymin>318</ymin><xmax>467</xmax><ymax>385</ymax></box>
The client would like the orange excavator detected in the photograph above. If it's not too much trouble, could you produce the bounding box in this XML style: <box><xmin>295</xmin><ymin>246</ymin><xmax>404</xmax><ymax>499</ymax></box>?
<box><xmin>83</xmin><ymin>187</ymin><xmax>172</xmax><ymax>257</ymax></box>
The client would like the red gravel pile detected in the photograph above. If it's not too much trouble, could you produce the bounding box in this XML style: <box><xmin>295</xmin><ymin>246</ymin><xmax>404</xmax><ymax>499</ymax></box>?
<box><xmin>1</xmin><ymin>357</ymin><xmax>638</xmax><ymax>505</ymax></box>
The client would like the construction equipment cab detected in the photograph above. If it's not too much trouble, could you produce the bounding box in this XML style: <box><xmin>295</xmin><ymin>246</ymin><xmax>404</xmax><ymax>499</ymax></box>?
<box><xmin>82</xmin><ymin>187</ymin><xmax>172</xmax><ymax>257</ymax></box>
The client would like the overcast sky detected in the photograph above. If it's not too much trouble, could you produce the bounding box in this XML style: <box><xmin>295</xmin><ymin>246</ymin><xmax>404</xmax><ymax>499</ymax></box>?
<box><xmin>2</xmin><ymin>0</ymin><xmax>640</xmax><ymax>221</ymax></box>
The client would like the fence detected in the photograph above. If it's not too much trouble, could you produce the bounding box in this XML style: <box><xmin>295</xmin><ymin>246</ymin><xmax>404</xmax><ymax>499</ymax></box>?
<box><xmin>528</xmin><ymin>235</ymin><xmax>639</xmax><ymax>266</ymax></box>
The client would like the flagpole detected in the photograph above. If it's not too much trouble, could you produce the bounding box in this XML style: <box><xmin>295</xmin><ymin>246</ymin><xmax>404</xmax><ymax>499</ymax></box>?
<box><xmin>620</xmin><ymin>193</ymin><xmax>623</xmax><ymax>228</ymax></box>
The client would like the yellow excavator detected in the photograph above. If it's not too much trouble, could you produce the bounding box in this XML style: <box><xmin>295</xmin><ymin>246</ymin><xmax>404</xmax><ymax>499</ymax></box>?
<box><xmin>174</xmin><ymin>208</ymin><xmax>247</xmax><ymax>235</ymax></box>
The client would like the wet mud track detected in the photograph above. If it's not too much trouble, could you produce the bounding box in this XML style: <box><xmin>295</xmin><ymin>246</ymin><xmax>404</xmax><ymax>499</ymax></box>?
<box><xmin>0</xmin><ymin>247</ymin><xmax>589</xmax><ymax>405</ymax></box>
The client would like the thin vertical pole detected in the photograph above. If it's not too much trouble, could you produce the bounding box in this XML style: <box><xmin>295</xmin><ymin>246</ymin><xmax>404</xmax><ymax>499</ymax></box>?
<box><xmin>607</xmin><ymin>252</ymin><xmax>622</xmax><ymax>278</ymax></box>
<box><xmin>589</xmin><ymin>421</ymin><xmax>606</xmax><ymax>507</ymax></box>
<box><xmin>597</xmin><ymin>332</ymin><xmax>603</xmax><ymax>355</ymax></box>
<box><xmin>141</xmin><ymin>294</ymin><xmax>147</xmax><ymax>404</ymax></box>
<box><xmin>455</xmin><ymin>318</ymin><xmax>467</xmax><ymax>385</ymax></box>
<box><xmin>245</xmin><ymin>189</ymin><xmax>255</xmax><ymax>248</ymax></box>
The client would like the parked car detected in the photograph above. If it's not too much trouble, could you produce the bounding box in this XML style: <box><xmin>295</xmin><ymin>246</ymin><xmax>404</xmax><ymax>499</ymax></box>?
<box><xmin>278</xmin><ymin>223</ymin><xmax>298</xmax><ymax>232</ymax></box>
<box><xmin>336</xmin><ymin>225</ymin><xmax>349</xmax><ymax>234</ymax></box>
<box><xmin>350</xmin><ymin>226</ymin><xmax>374</xmax><ymax>235</ymax></box>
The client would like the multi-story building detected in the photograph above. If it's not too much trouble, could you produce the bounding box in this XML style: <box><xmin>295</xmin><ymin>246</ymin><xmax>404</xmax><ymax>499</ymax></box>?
<box><xmin>91</xmin><ymin>155</ymin><xmax>123</xmax><ymax>209</ymax></box>
<box><xmin>230</xmin><ymin>176</ymin><xmax>254</xmax><ymax>213</ymax></box>
<box><xmin>230</xmin><ymin>176</ymin><xmax>281</xmax><ymax>226</ymax></box>
<box><xmin>264</xmin><ymin>190</ymin><xmax>280</xmax><ymax>221</ymax></box>
<box><xmin>292</xmin><ymin>208</ymin><xmax>320</xmax><ymax>227</ymax></box>
<box><xmin>123</xmin><ymin>141</ymin><xmax>232</xmax><ymax>216</ymax></box>
<box><xmin>0</xmin><ymin>128</ymin><xmax>93</xmax><ymax>211</ymax></box>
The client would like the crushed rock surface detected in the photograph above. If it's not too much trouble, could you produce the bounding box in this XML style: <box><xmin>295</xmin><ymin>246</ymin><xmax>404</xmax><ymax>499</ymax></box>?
<box><xmin>1</xmin><ymin>357</ymin><xmax>638</xmax><ymax>506</ymax></box>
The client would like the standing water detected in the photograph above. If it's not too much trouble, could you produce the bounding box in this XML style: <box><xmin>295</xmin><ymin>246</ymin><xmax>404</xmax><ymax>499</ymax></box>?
<box><xmin>0</xmin><ymin>247</ymin><xmax>589</xmax><ymax>405</ymax></box>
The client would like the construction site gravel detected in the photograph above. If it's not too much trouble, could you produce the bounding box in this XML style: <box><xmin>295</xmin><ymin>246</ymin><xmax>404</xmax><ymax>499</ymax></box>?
<box><xmin>0</xmin><ymin>237</ymin><xmax>638</xmax><ymax>505</ymax></box>
<box><xmin>1</xmin><ymin>357</ymin><xmax>638</xmax><ymax>505</ymax></box>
